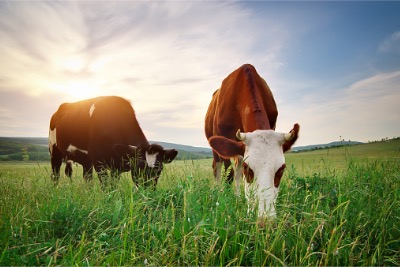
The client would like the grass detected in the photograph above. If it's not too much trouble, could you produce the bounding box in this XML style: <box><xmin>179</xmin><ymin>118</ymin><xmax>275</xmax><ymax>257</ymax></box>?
<box><xmin>0</xmin><ymin>140</ymin><xmax>399</xmax><ymax>266</ymax></box>
<box><xmin>285</xmin><ymin>138</ymin><xmax>400</xmax><ymax>176</ymax></box>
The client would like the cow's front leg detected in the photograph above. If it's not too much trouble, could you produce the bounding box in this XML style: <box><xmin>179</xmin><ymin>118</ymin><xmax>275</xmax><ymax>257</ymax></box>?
<box><xmin>223</xmin><ymin>158</ymin><xmax>234</xmax><ymax>183</ymax></box>
<box><xmin>50</xmin><ymin>146</ymin><xmax>63</xmax><ymax>183</ymax></box>
<box><xmin>65</xmin><ymin>160</ymin><xmax>73</xmax><ymax>181</ymax></box>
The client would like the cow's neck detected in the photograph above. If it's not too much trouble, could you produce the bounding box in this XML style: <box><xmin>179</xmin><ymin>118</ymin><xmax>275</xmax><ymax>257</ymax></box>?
<box><xmin>243</xmin><ymin>110</ymin><xmax>272</xmax><ymax>132</ymax></box>
<box><xmin>242</xmin><ymin>69</ymin><xmax>274</xmax><ymax>132</ymax></box>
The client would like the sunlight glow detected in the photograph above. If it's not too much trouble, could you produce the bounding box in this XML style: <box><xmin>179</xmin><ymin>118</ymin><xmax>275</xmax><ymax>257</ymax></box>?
<box><xmin>60</xmin><ymin>55</ymin><xmax>86</xmax><ymax>72</ymax></box>
<box><xmin>52</xmin><ymin>80</ymin><xmax>100</xmax><ymax>100</ymax></box>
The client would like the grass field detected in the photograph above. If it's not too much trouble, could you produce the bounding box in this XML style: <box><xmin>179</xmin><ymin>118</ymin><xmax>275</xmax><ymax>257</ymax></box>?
<box><xmin>0</xmin><ymin>140</ymin><xmax>399</xmax><ymax>266</ymax></box>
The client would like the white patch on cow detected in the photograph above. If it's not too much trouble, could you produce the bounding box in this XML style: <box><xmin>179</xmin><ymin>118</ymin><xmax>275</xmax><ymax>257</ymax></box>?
<box><xmin>89</xmin><ymin>104</ymin><xmax>95</xmax><ymax>117</ymax></box>
<box><xmin>48</xmin><ymin>128</ymin><xmax>57</xmax><ymax>154</ymax></box>
<box><xmin>67</xmin><ymin>144</ymin><xmax>88</xmax><ymax>155</ymax></box>
<box><xmin>241</xmin><ymin>130</ymin><xmax>287</xmax><ymax>218</ymax></box>
<box><xmin>145</xmin><ymin>151</ymin><xmax>158</xmax><ymax>167</ymax></box>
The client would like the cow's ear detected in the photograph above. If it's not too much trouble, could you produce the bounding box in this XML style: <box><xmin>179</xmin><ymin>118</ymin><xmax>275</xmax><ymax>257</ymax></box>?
<box><xmin>163</xmin><ymin>149</ymin><xmax>178</xmax><ymax>163</ymax></box>
<box><xmin>209</xmin><ymin>136</ymin><xmax>245</xmax><ymax>159</ymax></box>
<box><xmin>282</xmin><ymin>123</ymin><xmax>300</xmax><ymax>152</ymax></box>
<box><xmin>113</xmin><ymin>144</ymin><xmax>138</xmax><ymax>158</ymax></box>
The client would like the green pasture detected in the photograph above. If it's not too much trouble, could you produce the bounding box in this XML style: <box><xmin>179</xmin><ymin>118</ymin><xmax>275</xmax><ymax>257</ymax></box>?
<box><xmin>0</xmin><ymin>140</ymin><xmax>399</xmax><ymax>266</ymax></box>
<box><xmin>286</xmin><ymin>139</ymin><xmax>400</xmax><ymax>176</ymax></box>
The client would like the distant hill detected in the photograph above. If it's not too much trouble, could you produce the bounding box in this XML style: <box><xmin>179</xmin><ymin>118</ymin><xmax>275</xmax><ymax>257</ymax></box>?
<box><xmin>0</xmin><ymin>137</ymin><xmax>48</xmax><ymax>147</ymax></box>
<box><xmin>292</xmin><ymin>141</ymin><xmax>364</xmax><ymax>152</ymax></box>
<box><xmin>150</xmin><ymin>140</ymin><xmax>211</xmax><ymax>152</ymax></box>
<box><xmin>149</xmin><ymin>141</ymin><xmax>212</xmax><ymax>160</ymax></box>
<box><xmin>0</xmin><ymin>136</ymin><xmax>383</xmax><ymax>161</ymax></box>
<box><xmin>0</xmin><ymin>137</ymin><xmax>213</xmax><ymax>161</ymax></box>
<box><xmin>0</xmin><ymin>137</ymin><xmax>49</xmax><ymax>161</ymax></box>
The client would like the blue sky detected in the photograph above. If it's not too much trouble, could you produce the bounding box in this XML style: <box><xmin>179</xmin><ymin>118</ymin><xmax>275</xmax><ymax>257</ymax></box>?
<box><xmin>0</xmin><ymin>1</ymin><xmax>399</xmax><ymax>147</ymax></box>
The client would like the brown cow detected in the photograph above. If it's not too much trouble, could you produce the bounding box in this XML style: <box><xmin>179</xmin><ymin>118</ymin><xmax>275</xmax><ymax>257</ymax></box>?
<box><xmin>205</xmin><ymin>64</ymin><xmax>299</xmax><ymax>218</ymax></box>
<box><xmin>49</xmin><ymin>96</ymin><xmax>178</xmax><ymax>188</ymax></box>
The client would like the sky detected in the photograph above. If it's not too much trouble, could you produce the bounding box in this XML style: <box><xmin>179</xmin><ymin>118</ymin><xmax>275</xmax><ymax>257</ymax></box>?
<box><xmin>0</xmin><ymin>1</ymin><xmax>399</xmax><ymax>148</ymax></box>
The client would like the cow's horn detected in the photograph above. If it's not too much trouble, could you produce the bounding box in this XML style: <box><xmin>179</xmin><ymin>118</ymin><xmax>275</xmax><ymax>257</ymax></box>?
<box><xmin>284</xmin><ymin>131</ymin><xmax>294</xmax><ymax>141</ymax></box>
<box><xmin>236</xmin><ymin>129</ymin><xmax>245</xmax><ymax>141</ymax></box>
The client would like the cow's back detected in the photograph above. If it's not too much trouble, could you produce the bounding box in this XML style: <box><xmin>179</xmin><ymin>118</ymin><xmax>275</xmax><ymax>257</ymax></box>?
<box><xmin>52</xmin><ymin>97</ymin><xmax>101</xmax><ymax>153</ymax></box>
<box><xmin>205</xmin><ymin>89</ymin><xmax>220</xmax><ymax>140</ymax></box>
<box><xmin>206</xmin><ymin>64</ymin><xmax>278</xmax><ymax>141</ymax></box>
<box><xmin>51</xmin><ymin>96</ymin><xmax>147</xmax><ymax>165</ymax></box>
<box><xmin>87</xmin><ymin>96</ymin><xmax>147</xmax><ymax>150</ymax></box>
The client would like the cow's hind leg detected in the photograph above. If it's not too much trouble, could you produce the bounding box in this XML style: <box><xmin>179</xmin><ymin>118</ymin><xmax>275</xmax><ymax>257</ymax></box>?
<box><xmin>50</xmin><ymin>146</ymin><xmax>63</xmax><ymax>183</ymax></box>
<box><xmin>212</xmin><ymin>151</ymin><xmax>222</xmax><ymax>182</ymax></box>
<box><xmin>71</xmin><ymin>153</ymin><xmax>93</xmax><ymax>182</ymax></box>
<box><xmin>65</xmin><ymin>160</ymin><xmax>73</xmax><ymax>181</ymax></box>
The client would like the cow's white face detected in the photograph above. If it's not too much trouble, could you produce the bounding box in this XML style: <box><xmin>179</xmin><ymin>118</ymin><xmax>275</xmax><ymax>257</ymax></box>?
<box><xmin>239</xmin><ymin>130</ymin><xmax>287</xmax><ymax>217</ymax></box>
<box><xmin>208</xmin><ymin>128</ymin><xmax>295</xmax><ymax>219</ymax></box>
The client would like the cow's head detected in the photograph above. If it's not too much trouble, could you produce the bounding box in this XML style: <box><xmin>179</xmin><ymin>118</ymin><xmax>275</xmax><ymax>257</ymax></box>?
<box><xmin>114</xmin><ymin>144</ymin><xmax>178</xmax><ymax>188</ymax></box>
<box><xmin>209</xmin><ymin>123</ymin><xmax>299</xmax><ymax>218</ymax></box>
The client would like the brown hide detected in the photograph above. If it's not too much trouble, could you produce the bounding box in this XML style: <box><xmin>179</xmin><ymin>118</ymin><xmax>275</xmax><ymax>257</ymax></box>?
<box><xmin>49</xmin><ymin>96</ymin><xmax>178</xmax><ymax>186</ymax></box>
<box><xmin>205</xmin><ymin>64</ymin><xmax>299</xmax><ymax>185</ymax></box>
<box><xmin>205</xmin><ymin>64</ymin><xmax>278</xmax><ymax>149</ymax></box>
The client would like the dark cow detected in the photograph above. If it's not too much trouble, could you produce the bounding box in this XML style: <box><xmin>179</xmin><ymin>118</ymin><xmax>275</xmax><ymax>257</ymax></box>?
<box><xmin>49</xmin><ymin>96</ymin><xmax>178</xmax><ymax>188</ymax></box>
<box><xmin>205</xmin><ymin>64</ymin><xmax>300</xmax><ymax>218</ymax></box>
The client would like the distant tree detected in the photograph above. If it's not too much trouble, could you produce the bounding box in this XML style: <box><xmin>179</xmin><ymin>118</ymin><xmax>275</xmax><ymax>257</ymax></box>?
<box><xmin>21</xmin><ymin>147</ymin><xmax>29</xmax><ymax>161</ymax></box>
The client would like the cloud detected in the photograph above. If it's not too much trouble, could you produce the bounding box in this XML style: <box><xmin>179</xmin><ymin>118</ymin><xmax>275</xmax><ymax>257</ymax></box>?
<box><xmin>3</xmin><ymin>1</ymin><xmax>396</xmax><ymax>148</ymax></box>
<box><xmin>342</xmin><ymin>71</ymin><xmax>400</xmax><ymax>130</ymax></box>
<box><xmin>379</xmin><ymin>31</ymin><xmax>400</xmax><ymax>54</ymax></box>
<box><xmin>0</xmin><ymin>2</ymin><xmax>87</xmax><ymax>95</ymax></box>
<box><xmin>0</xmin><ymin>90</ymin><xmax>66</xmax><ymax>137</ymax></box>
<box><xmin>0</xmin><ymin>1</ymin><xmax>290</xmax><ymax>146</ymax></box>
<box><xmin>286</xmin><ymin>71</ymin><xmax>400</xmax><ymax>145</ymax></box>
<box><xmin>0</xmin><ymin>1</ymin><xmax>287</xmax><ymax>97</ymax></box>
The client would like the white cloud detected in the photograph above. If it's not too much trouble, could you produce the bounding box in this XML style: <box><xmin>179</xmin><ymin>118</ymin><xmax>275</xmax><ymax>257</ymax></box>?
<box><xmin>0</xmin><ymin>1</ymin><xmax>289</xmax><ymax>146</ymax></box>
<box><xmin>0</xmin><ymin>2</ymin><xmax>87</xmax><ymax>95</ymax></box>
<box><xmin>2</xmin><ymin>1</ymin><xmax>398</xmax><ymax>148</ymax></box>
<box><xmin>286</xmin><ymin>71</ymin><xmax>400</xmax><ymax>145</ymax></box>
<box><xmin>379</xmin><ymin>31</ymin><xmax>400</xmax><ymax>54</ymax></box>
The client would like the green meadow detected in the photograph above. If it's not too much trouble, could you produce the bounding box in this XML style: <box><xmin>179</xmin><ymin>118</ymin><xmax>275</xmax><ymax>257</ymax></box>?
<box><xmin>0</xmin><ymin>139</ymin><xmax>399</xmax><ymax>266</ymax></box>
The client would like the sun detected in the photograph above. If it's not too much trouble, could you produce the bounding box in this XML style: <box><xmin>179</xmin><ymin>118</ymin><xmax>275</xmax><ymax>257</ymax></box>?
<box><xmin>66</xmin><ymin>80</ymin><xmax>98</xmax><ymax>99</ymax></box>
<box><xmin>49</xmin><ymin>55</ymin><xmax>105</xmax><ymax>100</ymax></box>
<box><xmin>53</xmin><ymin>79</ymin><xmax>101</xmax><ymax>100</ymax></box>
